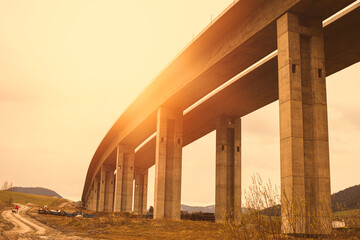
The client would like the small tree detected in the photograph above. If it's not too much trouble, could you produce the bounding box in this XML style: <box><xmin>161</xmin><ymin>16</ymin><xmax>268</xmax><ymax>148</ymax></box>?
<box><xmin>1</xmin><ymin>181</ymin><xmax>8</xmax><ymax>190</ymax></box>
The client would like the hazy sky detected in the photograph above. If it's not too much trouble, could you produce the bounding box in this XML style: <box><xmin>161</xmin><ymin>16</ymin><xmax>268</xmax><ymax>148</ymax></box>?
<box><xmin>0</xmin><ymin>1</ymin><xmax>359</xmax><ymax>207</ymax></box>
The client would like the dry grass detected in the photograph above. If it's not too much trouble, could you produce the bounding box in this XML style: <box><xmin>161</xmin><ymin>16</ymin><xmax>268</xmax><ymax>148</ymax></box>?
<box><xmin>334</xmin><ymin>209</ymin><xmax>360</xmax><ymax>229</ymax></box>
<box><xmin>30</xmin><ymin>210</ymin><xmax>224</xmax><ymax>240</ymax></box>
<box><xmin>0</xmin><ymin>200</ymin><xmax>15</xmax><ymax>238</ymax></box>
<box><xmin>223</xmin><ymin>214</ymin><xmax>360</xmax><ymax>240</ymax></box>
<box><xmin>2</xmin><ymin>198</ymin><xmax>357</xmax><ymax>240</ymax></box>
<box><xmin>30</xmin><ymin>209</ymin><xmax>360</xmax><ymax>240</ymax></box>
<box><xmin>1</xmin><ymin>181</ymin><xmax>359</xmax><ymax>239</ymax></box>
<box><xmin>221</xmin><ymin>175</ymin><xmax>360</xmax><ymax>240</ymax></box>
<box><xmin>0</xmin><ymin>200</ymin><xmax>12</xmax><ymax>211</ymax></box>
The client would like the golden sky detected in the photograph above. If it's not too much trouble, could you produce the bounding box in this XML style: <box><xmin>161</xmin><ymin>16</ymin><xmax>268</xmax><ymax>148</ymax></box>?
<box><xmin>0</xmin><ymin>0</ymin><xmax>359</xmax><ymax>206</ymax></box>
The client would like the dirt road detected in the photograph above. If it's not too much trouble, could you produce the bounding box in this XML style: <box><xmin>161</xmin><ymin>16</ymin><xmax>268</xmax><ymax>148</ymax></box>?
<box><xmin>1</xmin><ymin>204</ymin><xmax>90</xmax><ymax>240</ymax></box>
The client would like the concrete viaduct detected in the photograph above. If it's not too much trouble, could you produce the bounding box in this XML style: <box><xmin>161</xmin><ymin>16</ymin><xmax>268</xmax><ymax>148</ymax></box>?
<box><xmin>82</xmin><ymin>0</ymin><xmax>360</xmax><ymax>234</ymax></box>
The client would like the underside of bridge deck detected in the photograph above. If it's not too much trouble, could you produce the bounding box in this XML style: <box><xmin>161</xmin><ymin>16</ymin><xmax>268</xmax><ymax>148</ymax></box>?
<box><xmin>83</xmin><ymin>0</ymin><xmax>359</xmax><ymax>235</ymax></box>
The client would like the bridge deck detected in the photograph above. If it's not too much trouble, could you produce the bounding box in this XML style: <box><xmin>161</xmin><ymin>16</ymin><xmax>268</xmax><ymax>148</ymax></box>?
<box><xmin>82</xmin><ymin>0</ymin><xmax>360</xmax><ymax>201</ymax></box>
<box><xmin>134</xmin><ymin>5</ymin><xmax>360</xmax><ymax>169</ymax></box>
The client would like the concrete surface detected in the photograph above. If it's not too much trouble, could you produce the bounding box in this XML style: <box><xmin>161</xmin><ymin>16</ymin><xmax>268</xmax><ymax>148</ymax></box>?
<box><xmin>154</xmin><ymin>107</ymin><xmax>183</xmax><ymax>219</ymax></box>
<box><xmin>82</xmin><ymin>0</ymin><xmax>359</xmax><ymax>234</ymax></box>
<box><xmin>215</xmin><ymin>117</ymin><xmax>241</xmax><ymax>222</ymax></box>
<box><xmin>277</xmin><ymin>12</ymin><xmax>331</xmax><ymax>234</ymax></box>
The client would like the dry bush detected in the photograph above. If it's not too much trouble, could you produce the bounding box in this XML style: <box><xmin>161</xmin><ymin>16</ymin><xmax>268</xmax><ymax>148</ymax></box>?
<box><xmin>0</xmin><ymin>200</ymin><xmax>13</xmax><ymax>212</ymax></box>
<box><xmin>224</xmin><ymin>174</ymin><xmax>285</xmax><ymax>240</ymax></box>
<box><xmin>223</xmin><ymin>174</ymin><xmax>360</xmax><ymax>240</ymax></box>
<box><xmin>95</xmin><ymin>212</ymin><xmax>131</xmax><ymax>226</ymax></box>
<box><xmin>334</xmin><ymin>208</ymin><xmax>360</xmax><ymax>230</ymax></box>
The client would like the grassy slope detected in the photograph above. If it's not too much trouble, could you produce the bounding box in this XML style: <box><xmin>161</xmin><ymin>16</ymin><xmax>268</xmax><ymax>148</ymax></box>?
<box><xmin>0</xmin><ymin>190</ymin><xmax>67</xmax><ymax>207</ymax></box>
<box><xmin>332</xmin><ymin>184</ymin><xmax>360</xmax><ymax>210</ymax></box>
<box><xmin>334</xmin><ymin>208</ymin><xmax>360</xmax><ymax>218</ymax></box>
<box><xmin>333</xmin><ymin>209</ymin><xmax>360</xmax><ymax>228</ymax></box>
<box><xmin>31</xmin><ymin>212</ymin><xmax>224</xmax><ymax>240</ymax></box>
<box><xmin>31</xmin><ymin>210</ymin><xmax>360</xmax><ymax>240</ymax></box>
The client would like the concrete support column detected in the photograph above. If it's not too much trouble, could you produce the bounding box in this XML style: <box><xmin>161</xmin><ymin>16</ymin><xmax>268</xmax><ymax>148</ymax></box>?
<box><xmin>113</xmin><ymin>145</ymin><xmax>135</xmax><ymax>212</ymax></box>
<box><xmin>85</xmin><ymin>194</ymin><xmax>90</xmax><ymax>209</ymax></box>
<box><xmin>215</xmin><ymin>116</ymin><xmax>241</xmax><ymax>222</ymax></box>
<box><xmin>84</xmin><ymin>187</ymin><xmax>91</xmax><ymax>209</ymax></box>
<box><xmin>104</xmin><ymin>167</ymin><xmax>115</xmax><ymax>212</ymax></box>
<box><xmin>94</xmin><ymin>176</ymin><xmax>100</xmax><ymax>211</ymax></box>
<box><xmin>88</xmin><ymin>183</ymin><xmax>97</xmax><ymax>211</ymax></box>
<box><xmin>97</xmin><ymin>166</ymin><xmax>106</xmax><ymax>212</ymax></box>
<box><xmin>277</xmin><ymin>13</ymin><xmax>331</xmax><ymax>234</ymax></box>
<box><xmin>134</xmin><ymin>168</ymin><xmax>148</xmax><ymax>215</ymax></box>
<box><xmin>154</xmin><ymin>107</ymin><xmax>183</xmax><ymax>219</ymax></box>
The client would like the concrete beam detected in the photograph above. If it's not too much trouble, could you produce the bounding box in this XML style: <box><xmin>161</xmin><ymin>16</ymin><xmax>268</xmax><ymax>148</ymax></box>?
<box><xmin>215</xmin><ymin>116</ymin><xmax>241</xmax><ymax>222</ymax></box>
<box><xmin>277</xmin><ymin>12</ymin><xmax>331</xmax><ymax>235</ymax></box>
<box><xmin>113</xmin><ymin>145</ymin><xmax>135</xmax><ymax>213</ymax></box>
<box><xmin>154</xmin><ymin>107</ymin><xmax>183</xmax><ymax>219</ymax></box>
<box><xmin>134</xmin><ymin>168</ymin><xmax>148</xmax><ymax>215</ymax></box>
<box><xmin>325</xmin><ymin>6</ymin><xmax>360</xmax><ymax>76</ymax></box>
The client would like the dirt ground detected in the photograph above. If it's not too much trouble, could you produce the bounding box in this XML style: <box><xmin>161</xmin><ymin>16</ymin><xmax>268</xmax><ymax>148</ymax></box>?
<box><xmin>29</xmin><ymin>211</ymin><xmax>224</xmax><ymax>240</ymax></box>
<box><xmin>0</xmin><ymin>203</ymin><xmax>225</xmax><ymax>240</ymax></box>
<box><xmin>0</xmin><ymin>204</ymin><xmax>92</xmax><ymax>240</ymax></box>
<box><xmin>2</xmin><ymin>204</ymin><xmax>360</xmax><ymax>240</ymax></box>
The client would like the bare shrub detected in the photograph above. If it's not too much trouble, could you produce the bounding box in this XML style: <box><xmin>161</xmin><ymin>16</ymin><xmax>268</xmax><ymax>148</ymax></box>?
<box><xmin>1</xmin><ymin>181</ymin><xmax>13</xmax><ymax>190</ymax></box>
<box><xmin>281</xmin><ymin>185</ymin><xmax>333</xmax><ymax>235</ymax></box>
<box><xmin>224</xmin><ymin>174</ymin><xmax>285</xmax><ymax>240</ymax></box>
<box><xmin>223</xmin><ymin>174</ymin><xmax>360</xmax><ymax>239</ymax></box>
<box><xmin>1</xmin><ymin>181</ymin><xmax>8</xmax><ymax>190</ymax></box>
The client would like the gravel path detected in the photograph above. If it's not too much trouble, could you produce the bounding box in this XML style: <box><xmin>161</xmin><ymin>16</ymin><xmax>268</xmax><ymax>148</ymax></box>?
<box><xmin>1</xmin><ymin>204</ymin><xmax>91</xmax><ymax>240</ymax></box>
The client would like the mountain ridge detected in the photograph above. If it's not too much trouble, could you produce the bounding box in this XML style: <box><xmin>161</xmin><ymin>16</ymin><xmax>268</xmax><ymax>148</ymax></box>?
<box><xmin>181</xmin><ymin>204</ymin><xmax>215</xmax><ymax>213</ymax></box>
<box><xmin>181</xmin><ymin>184</ymin><xmax>360</xmax><ymax>214</ymax></box>
<box><xmin>332</xmin><ymin>184</ymin><xmax>360</xmax><ymax>211</ymax></box>
<box><xmin>8</xmin><ymin>187</ymin><xmax>63</xmax><ymax>199</ymax></box>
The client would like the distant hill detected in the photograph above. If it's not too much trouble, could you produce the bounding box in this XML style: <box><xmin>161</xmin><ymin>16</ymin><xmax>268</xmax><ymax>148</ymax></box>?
<box><xmin>181</xmin><ymin>204</ymin><xmax>215</xmax><ymax>213</ymax></box>
<box><xmin>261</xmin><ymin>204</ymin><xmax>281</xmax><ymax>216</ymax></box>
<box><xmin>0</xmin><ymin>190</ymin><xmax>67</xmax><ymax>207</ymax></box>
<box><xmin>8</xmin><ymin>187</ymin><xmax>63</xmax><ymax>199</ymax></box>
<box><xmin>262</xmin><ymin>184</ymin><xmax>360</xmax><ymax>216</ymax></box>
<box><xmin>181</xmin><ymin>204</ymin><xmax>249</xmax><ymax>214</ymax></box>
<box><xmin>332</xmin><ymin>184</ymin><xmax>360</xmax><ymax>211</ymax></box>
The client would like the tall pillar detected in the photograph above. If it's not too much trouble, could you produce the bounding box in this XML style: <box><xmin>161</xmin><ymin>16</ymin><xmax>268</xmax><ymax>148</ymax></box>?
<box><xmin>85</xmin><ymin>194</ymin><xmax>90</xmax><ymax>209</ymax></box>
<box><xmin>94</xmin><ymin>176</ymin><xmax>100</xmax><ymax>211</ymax></box>
<box><xmin>88</xmin><ymin>182</ymin><xmax>97</xmax><ymax>211</ymax></box>
<box><xmin>92</xmin><ymin>181</ymin><xmax>98</xmax><ymax>211</ymax></box>
<box><xmin>154</xmin><ymin>107</ymin><xmax>183</xmax><ymax>219</ymax></box>
<box><xmin>104</xmin><ymin>166</ymin><xmax>115</xmax><ymax>212</ymax></box>
<box><xmin>97</xmin><ymin>166</ymin><xmax>106</xmax><ymax>212</ymax></box>
<box><xmin>277</xmin><ymin>13</ymin><xmax>331</xmax><ymax>234</ymax></box>
<box><xmin>87</xmin><ymin>184</ymin><xmax>92</xmax><ymax>210</ymax></box>
<box><xmin>134</xmin><ymin>168</ymin><xmax>148</xmax><ymax>214</ymax></box>
<box><xmin>215</xmin><ymin>116</ymin><xmax>241</xmax><ymax>222</ymax></box>
<box><xmin>113</xmin><ymin>145</ymin><xmax>135</xmax><ymax>212</ymax></box>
